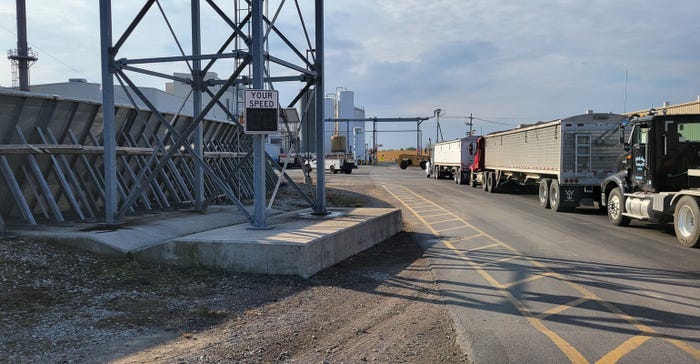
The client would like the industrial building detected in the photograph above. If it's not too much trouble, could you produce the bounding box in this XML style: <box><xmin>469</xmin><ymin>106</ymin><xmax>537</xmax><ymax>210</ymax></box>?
<box><xmin>324</xmin><ymin>88</ymin><xmax>367</xmax><ymax>162</ymax></box>
<box><xmin>627</xmin><ymin>97</ymin><xmax>700</xmax><ymax>117</ymax></box>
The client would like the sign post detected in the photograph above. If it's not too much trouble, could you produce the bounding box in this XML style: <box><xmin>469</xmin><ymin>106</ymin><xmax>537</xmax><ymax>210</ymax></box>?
<box><xmin>244</xmin><ymin>88</ymin><xmax>279</xmax><ymax>229</ymax></box>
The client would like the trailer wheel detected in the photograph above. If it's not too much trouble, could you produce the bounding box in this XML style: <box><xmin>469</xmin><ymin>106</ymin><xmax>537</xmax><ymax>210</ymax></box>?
<box><xmin>329</xmin><ymin>165</ymin><xmax>335</xmax><ymax>174</ymax></box>
<box><xmin>539</xmin><ymin>179</ymin><xmax>551</xmax><ymax>209</ymax></box>
<box><xmin>420</xmin><ymin>160</ymin><xmax>427</xmax><ymax>170</ymax></box>
<box><xmin>488</xmin><ymin>172</ymin><xmax>497</xmax><ymax>193</ymax></box>
<box><xmin>674</xmin><ymin>196</ymin><xmax>700</xmax><ymax>247</ymax></box>
<box><xmin>607</xmin><ymin>188</ymin><xmax>630</xmax><ymax>226</ymax></box>
<box><xmin>549</xmin><ymin>179</ymin><xmax>564</xmax><ymax>212</ymax></box>
<box><xmin>399</xmin><ymin>160</ymin><xmax>409</xmax><ymax>169</ymax></box>
<box><xmin>345</xmin><ymin>169</ymin><xmax>352</xmax><ymax>174</ymax></box>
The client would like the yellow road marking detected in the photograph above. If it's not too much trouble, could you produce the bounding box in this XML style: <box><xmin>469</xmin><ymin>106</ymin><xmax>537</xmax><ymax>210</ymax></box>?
<box><xmin>412</xmin><ymin>208</ymin><xmax>443</xmax><ymax>213</ymax></box>
<box><xmin>536</xmin><ymin>297</ymin><xmax>591</xmax><ymax>320</ymax></box>
<box><xmin>501</xmin><ymin>272</ymin><xmax>555</xmax><ymax>289</ymax></box>
<box><xmin>430</xmin><ymin>218</ymin><xmax>461</xmax><ymax>224</ymax></box>
<box><xmin>437</xmin><ymin>224</ymin><xmax>474</xmax><ymax>233</ymax></box>
<box><xmin>595</xmin><ymin>335</ymin><xmax>650</xmax><ymax>364</ymax></box>
<box><xmin>665</xmin><ymin>338</ymin><xmax>700</xmax><ymax>360</ymax></box>
<box><xmin>385</xmin><ymin>185</ymin><xmax>587</xmax><ymax>363</ymax></box>
<box><xmin>421</xmin><ymin>212</ymin><xmax>452</xmax><ymax>218</ymax></box>
<box><xmin>383</xmin><ymin>184</ymin><xmax>700</xmax><ymax>364</ymax></box>
<box><xmin>467</xmin><ymin>242</ymin><xmax>498</xmax><ymax>250</ymax></box>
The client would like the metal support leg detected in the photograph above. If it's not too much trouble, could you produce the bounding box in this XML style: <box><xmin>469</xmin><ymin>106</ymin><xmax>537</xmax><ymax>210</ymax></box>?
<box><xmin>0</xmin><ymin>156</ymin><xmax>36</xmax><ymax>225</ymax></box>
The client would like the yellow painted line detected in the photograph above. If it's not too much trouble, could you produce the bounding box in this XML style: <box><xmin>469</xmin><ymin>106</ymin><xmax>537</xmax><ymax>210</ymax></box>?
<box><xmin>383</xmin><ymin>184</ymin><xmax>700</xmax><ymax>363</ymax></box>
<box><xmin>384</xmin><ymin>185</ymin><xmax>587</xmax><ymax>364</ymax></box>
<box><xmin>421</xmin><ymin>212</ymin><xmax>452</xmax><ymax>218</ymax></box>
<box><xmin>664</xmin><ymin>338</ymin><xmax>700</xmax><ymax>361</ymax></box>
<box><xmin>527</xmin><ymin>317</ymin><xmax>589</xmax><ymax>364</ymax></box>
<box><xmin>595</xmin><ymin>335</ymin><xmax>650</xmax><ymax>364</ymax></box>
<box><xmin>501</xmin><ymin>272</ymin><xmax>555</xmax><ymax>289</ymax></box>
<box><xmin>494</xmin><ymin>255</ymin><xmax>522</xmax><ymax>263</ymax></box>
<box><xmin>466</xmin><ymin>242</ymin><xmax>498</xmax><ymax>250</ymax></box>
<box><xmin>437</xmin><ymin>224</ymin><xmax>474</xmax><ymax>233</ymax></box>
<box><xmin>441</xmin><ymin>240</ymin><xmax>588</xmax><ymax>364</ymax></box>
<box><xmin>430</xmin><ymin>218</ymin><xmax>461</xmax><ymax>224</ymax></box>
<box><xmin>412</xmin><ymin>208</ymin><xmax>443</xmax><ymax>213</ymax></box>
<box><xmin>536</xmin><ymin>297</ymin><xmax>591</xmax><ymax>320</ymax></box>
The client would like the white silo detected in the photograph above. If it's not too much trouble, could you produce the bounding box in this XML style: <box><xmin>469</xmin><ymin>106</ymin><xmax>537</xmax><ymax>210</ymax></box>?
<box><xmin>323</xmin><ymin>95</ymin><xmax>335</xmax><ymax>154</ymax></box>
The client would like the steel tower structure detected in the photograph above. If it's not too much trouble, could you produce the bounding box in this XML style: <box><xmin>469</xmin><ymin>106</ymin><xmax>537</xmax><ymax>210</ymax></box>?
<box><xmin>98</xmin><ymin>0</ymin><xmax>325</xmax><ymax>225</ymax></box>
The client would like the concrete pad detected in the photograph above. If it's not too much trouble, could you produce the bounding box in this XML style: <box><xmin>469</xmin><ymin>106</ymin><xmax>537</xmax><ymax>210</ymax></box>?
<box><xmin>13</xmin><ymin>206</ymin><xmax>252</xmax><ymax>256</ymax></box>
<box><xmin>11</xmin><ymin>206</ymin><xmax>402</xmax><ymax>278</ymax></box>
<box><xmin>134</xmin><ymin>207</ymin><xmax>402</xmax><ymax>278</ymax></box>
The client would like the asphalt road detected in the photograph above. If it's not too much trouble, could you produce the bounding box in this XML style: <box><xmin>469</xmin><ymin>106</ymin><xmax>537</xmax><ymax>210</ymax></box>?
<box><xmin>330</xmin><ymin>165</ymin><xmax>700</xmax><ymax>364</ymax></box>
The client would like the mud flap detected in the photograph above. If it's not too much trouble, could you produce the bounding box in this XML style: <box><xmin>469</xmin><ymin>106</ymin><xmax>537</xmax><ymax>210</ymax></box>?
<box><xmin>559</xmin><ymin>186</ymin><xmax>580</xmax><ymax>208</ymax></box>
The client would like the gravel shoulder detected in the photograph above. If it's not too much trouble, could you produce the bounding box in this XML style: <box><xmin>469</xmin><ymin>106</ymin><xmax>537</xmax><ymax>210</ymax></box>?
<box><xmin>0</xmin><ymin>173</ymin><xmax>468</xmax><ymax>363</ymax></box>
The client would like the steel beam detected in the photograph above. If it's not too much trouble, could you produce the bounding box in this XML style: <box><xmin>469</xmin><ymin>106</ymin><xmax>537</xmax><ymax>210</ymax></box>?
<box><xmin>100</xmin><ymin>0</ymin><xmax>118</xmax><ymax>224</ymax></box>
<box><xmin>313</xmin><ymin>0</ymin><xmax>326</xmax><ymax>214</ymax></box>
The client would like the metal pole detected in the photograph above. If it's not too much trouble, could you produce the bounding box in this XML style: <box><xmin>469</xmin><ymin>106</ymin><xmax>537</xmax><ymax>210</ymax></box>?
<box><xmin>468</xmin><ymin>113</ymin><xmax>474</xmax><ymax>135</ymax></box>
<box><xmin>373</xmin><ymin>118</ymin><xmax>377</xmax><ymax>165</ymax></box>
<box><xmin>99</xmin><ymin>0</ymin><xmax>117</xmax><ymax>224</ymax></box>
<box><xmin>416</xmin><ymin>121</ymin><xmax>420</xmax><ymax>156</ymax></box>
<box><xmin>192</xmin><ymin>0</ymin><xmax>204</xmax><ymax>211</ymax></box>
<box><xmin>251</xmin><ymin>0</ymin><xmax>267</xmax><ymax>227</ymax></box>
<box><xmin>15</xmin><ymin>0</ymin><xmax>31</xmax><ymax>91</ymax></box>
<box><xmin>313</xmin><ymin>0</ymin><xmax>327</xmax><ymax>214</ymax></box>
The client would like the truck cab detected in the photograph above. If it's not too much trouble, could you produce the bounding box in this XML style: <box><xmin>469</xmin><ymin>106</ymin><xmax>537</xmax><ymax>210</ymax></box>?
<box><xmin>601</xmin><ymin>111</ymin><xmax>700</xmax><ymax>247</ymax></box>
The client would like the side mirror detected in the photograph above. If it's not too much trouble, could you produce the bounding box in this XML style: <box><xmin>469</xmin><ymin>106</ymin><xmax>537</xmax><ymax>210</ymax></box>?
<box><xmin>619</xmin><ymin>124</ymin><xmax>625</xmax><ymax>144</ymax></box>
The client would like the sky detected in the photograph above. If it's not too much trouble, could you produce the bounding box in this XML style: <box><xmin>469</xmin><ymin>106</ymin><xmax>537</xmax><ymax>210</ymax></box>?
<box><xmin>1</xmin><ymin>1</ymin><xmax>699</xmax><ymax>150</ymax></box>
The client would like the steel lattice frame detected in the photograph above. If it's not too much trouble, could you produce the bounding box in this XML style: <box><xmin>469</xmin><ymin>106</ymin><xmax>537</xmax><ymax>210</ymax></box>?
<box><xmin>0</xmin><ymin>1</ymin><xmax>324</xmax><ymax>231</ymax></box>
<box><xmin>98</xmin><ymin>0</ymin><xmax>325</xmax><ymax>225</ymax></box>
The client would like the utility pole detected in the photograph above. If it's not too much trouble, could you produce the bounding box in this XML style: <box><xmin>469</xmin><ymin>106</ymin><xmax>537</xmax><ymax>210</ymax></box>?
<box><xmin>467</xmin><ymin>113</ymin><xmax>474</xmax><ymax>135</ymax></box>
<box><xmin>434</xmin><ymin>108</ymin><xmax>443</xmax><ymax>142</ymax></box>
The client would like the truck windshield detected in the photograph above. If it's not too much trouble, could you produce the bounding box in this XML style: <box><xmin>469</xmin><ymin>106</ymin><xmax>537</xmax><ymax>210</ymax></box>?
<box><xmin>678</xmin><ymin>122</ymin><xmax>700</xmax><ymax>143</ymax></box>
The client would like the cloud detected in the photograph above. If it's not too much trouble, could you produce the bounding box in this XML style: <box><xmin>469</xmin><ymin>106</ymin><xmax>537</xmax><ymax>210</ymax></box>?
<box><xmin>1</xmin><ymin>1</ymin><xmax>698</xmax><ymax>148</ymax></box>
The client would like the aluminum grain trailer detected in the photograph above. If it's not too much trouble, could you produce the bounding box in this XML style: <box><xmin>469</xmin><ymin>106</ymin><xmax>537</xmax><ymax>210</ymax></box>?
<box><xmin>471</xmin><ymin>112</ymin><xmax>626</xmax><ymax>211</ymax></box>
<box><xmin>429</xmin><ymin>136</ymin><xmax>479</xmax><ymax>184</ymax></box>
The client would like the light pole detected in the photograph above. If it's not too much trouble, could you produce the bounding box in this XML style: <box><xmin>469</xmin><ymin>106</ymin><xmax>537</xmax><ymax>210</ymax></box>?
<box><xmin>434</xmin><ymin>108</ymin><xmax>443</xmax><ymax>142</ymax></box>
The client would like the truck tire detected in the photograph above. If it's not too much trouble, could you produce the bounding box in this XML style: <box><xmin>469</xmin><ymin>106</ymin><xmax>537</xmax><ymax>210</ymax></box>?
<box><xmin>539</xmin><ymin>179</ymin><xmax>551</xmax><ymax>209</ymax></box>
<box><xmin>549</xmin><ymin>179</ymin><xmax>565</xmax><ymax>212</ymax></box>
<box><xmin>419</xmin><ymin>160</ymin><xmax>427</xmax><ymax>170</ymax></box>
<box><xmin>471</xmin><ymin>173</ymin><xmax>478</xmax><ymax>188</ymax></box>
<box><xmin>607</xmin><ymin>187</ymin><xmax>630</xmax><ymax>226</ymax></box>
<box><xmin>482</xmin><ymin>173</ymin><xmax>488</xmax><ymax>191</ymax></box>
<box><xmin>344</xmin><ymin>169</ymin><xmax>352</xmax><ymax>174</ymax></box>
<box><xmin>674</xmin><ymin>196</ymin><xmax>700</xmax><ymax>247</ymax></box>
<box><xmin>400</xmin><ymin>160</ymin><xmax>408</xmax><ymax>169</ymax></box>
<box><xmin>484</xmin><ymin>172</ymin><xmax>492</xmax><ymax>192</ymax></box>
<box><xmin>454</xmin><ymin>168</ymin><xmax>461</xmax><ymax>184</ymax></box>
<box><xmin>488</xmin><ymin>172</ymin><xmax>497</xmax><ymax>193</ymax></box>
<box><xmin>329</xmin><ymin>165</ymin><xmax>335</xmax><ymax>174</ymax></box>
<box><xmin>433</xmin><ymin>166</ymin><xmax>439</xmax><ymax>179</ymax></box>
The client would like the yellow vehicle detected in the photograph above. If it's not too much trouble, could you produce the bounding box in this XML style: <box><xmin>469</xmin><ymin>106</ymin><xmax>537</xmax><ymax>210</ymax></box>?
<box><xmin>397</xmin><ymin>153</ymin><xmax>429</xmax><ymax>170</ymax></box>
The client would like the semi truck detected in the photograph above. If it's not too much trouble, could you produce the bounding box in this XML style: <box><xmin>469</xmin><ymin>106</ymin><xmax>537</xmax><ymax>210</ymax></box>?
<box><xmin>470</xmin><ymin>112</ymin><xmax>627</xmax><ymax>211</ymax></box>
<box><xmin>601</xmin><ymin>111</ymin><xmax>700</xmax><ymax>247</ymax></box>
<box><xmin>428</xmin><ymin>136</ymin><xmax>479</xmax><ymax>184</ymax></box>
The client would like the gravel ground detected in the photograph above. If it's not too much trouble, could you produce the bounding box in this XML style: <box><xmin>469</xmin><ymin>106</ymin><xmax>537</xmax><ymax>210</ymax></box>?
<box><xmin>0</xmin><ymin>174</ymin><xmax>468</xmax><ymax>363</ymax></box>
